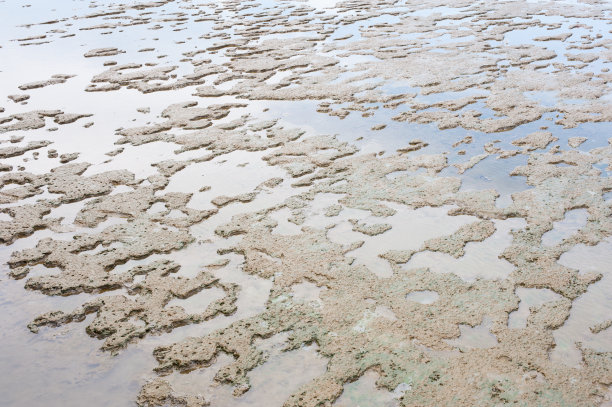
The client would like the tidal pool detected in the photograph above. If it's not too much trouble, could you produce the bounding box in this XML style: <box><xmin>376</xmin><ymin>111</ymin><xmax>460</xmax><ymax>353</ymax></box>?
<box><xmin>0</xmin><ymin>0</ymin><xmax>611</xmax><ymax>406</ymax></box>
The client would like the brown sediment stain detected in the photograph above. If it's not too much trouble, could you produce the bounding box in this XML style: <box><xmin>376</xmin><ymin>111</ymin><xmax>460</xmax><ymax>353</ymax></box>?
<box><xmin>59</xmin><ymin>152</ymin><xmax>79</xmax><ymax>163</ymax></box>
<box><xmin>0</xmin><ymin>140</ymin><xmax>52</xmax><ymax>159</ymax></box>
<box><xmin>7</xmin><ymin>94</ymin><xmax>30</xmax><ymax>103</ymax></box>
<box><xmin>0</xmin><ymin>109</ymin><xmax>91</xmax><ymax>133</ymax></box>
<box><xmin>422</xmin><ymin>219</ymin><xmax>496</xmax><ymax>258</ymax></box>
<box><xmin>18</xmin><ymin>74</ymin><xmax>75</xmax><ymax>91</ymax></box>
<box><xmin>591</xmin><ymin>320</ymin><xmax>612</xmax><ymax>335</ymax></box>
<box><xmin>568</xmin><ymin>136</ymin><xmax>587</xmax><ymax>148</ymax></box>
<box><xmin>511</xmin><ymin>131</ymin><xmax>558</xmax><ymax>151</ymax></box>
<box><xmin>349</xmin><ymin>219</ymin><xmax>392</xmax><ymax>236</ymax></box>
<box><xmin>83</xmin><ymin>47</ymin><xmax>125</xmax><ymax>58</ymax></box>
<box><xmin>138</xmin><ymin>378</ymin><xmax>208</xmax><ymax>407</ymax></box>
<box><xmin>28</xmin><ymin>259</ymin><xmax>239</xmax><ymax>352</ymax></box>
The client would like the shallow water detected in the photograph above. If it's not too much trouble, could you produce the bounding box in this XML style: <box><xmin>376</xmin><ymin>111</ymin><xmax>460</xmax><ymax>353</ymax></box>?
<box><xmin>1</xmin><ymin>0</ymin><xmax>611</xmax><ymax>405</ymax></box>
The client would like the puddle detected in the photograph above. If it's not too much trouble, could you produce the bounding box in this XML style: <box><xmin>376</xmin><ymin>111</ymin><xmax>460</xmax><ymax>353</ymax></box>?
<box><xmin>334</xmin><ymin>370</ymin><xmax>401</xmax><ymax>407</ymax></box>
<box><xmin>552</xmin><ymin>238</ymin><xmax>612</xmax><ymax>367</ymax></box>
<box><xmin>166</xmin><ymin>286</ymin><xmax>226</xmax><ymax>315</ymax></box>
<box><xmin>166</xmin><ymin>335</ymin><xmax>329</xmax><ymax>407</ymax></box>
<box><xmin>444</xmin><ymin>317</ymin><xmax>498</xmax><ymax>350</ymax></box>
<box><xmin>404</xmin><ymin>218</ymin><xmax>526</xmax><ymax>281</ymax></box>
<box><xmin>291</xmin><ymin>281</ymin><xmax>327</xmax><ymax>307</ymax></box>
<box><xmin>508</xmin><ymin>287</ymin><xmax>562</xmax><ymax>329</ymax></box>
<box><xmin>332</xmin><ymin>204</ymin><xmax>478</xmax><ymax>278</ymax></box>
<box><xmin>541</xmin><ymin>208</ymin><xmax>588</xmax><ymax>246</ymax></box>
<box><xmin>406</xmin><ymin>290</ymin><xmax>439</xmax><ymax>305</ymax></box>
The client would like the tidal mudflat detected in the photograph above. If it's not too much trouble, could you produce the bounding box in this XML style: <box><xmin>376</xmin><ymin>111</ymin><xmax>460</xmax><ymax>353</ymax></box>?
<box><xmin>0</xmin><ymin>0</ymin><xmax>611</xmax><ymax>406</ymax></box>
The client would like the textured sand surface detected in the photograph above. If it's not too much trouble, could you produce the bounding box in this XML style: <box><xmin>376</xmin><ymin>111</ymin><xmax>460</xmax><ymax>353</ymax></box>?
<box><xmin>0</xmin><ymin>0</ymin><xmax>611</xmax><ymax>406</ymax></box>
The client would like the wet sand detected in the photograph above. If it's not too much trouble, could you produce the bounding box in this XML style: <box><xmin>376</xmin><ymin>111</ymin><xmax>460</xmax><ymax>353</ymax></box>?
<box><xmin>0</xmin><ymin>0</ymin><xmax>611</xmax><ymax>406</ymax></box>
